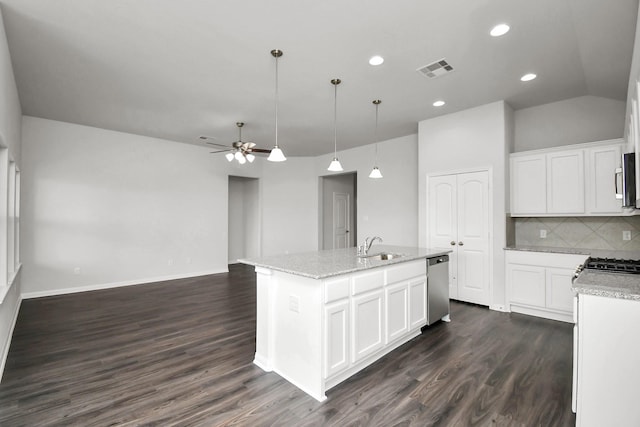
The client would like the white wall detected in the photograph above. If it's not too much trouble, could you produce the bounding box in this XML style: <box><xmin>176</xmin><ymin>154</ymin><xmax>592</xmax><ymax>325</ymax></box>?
<box><xmin>514</xmin><ymin>95</ymin><xmax>625</xmax><ymax>152</ymax></box>
<box><xmin>418</xmin><ymin>101</ymin><xmax>510</xmax><ymax>310</ymax></box>
<box><xmin>21</xmin><ymin>117</ymin><xmax>236</xmax><ymax>295</ymax></box>
<box><xmin>315</xmin><ymin>134</ymin><xmax>419</xmax><ymax>247</ymax></box>
<box><xmin>261</xmin><ymin>157</ymin><xmax>318</xmax><ymax>256</ymax></box>
<box><xmin>0</xmin><ymin>6</ymin><xmax>23</xmax><ymax>380</ymax></box>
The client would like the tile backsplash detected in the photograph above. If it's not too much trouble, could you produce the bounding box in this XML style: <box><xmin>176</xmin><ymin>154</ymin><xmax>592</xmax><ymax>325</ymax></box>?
<box><xmin>514</xmin><ymin>216</ymin><xmax>640</xmax><ymax>251</ymax></box>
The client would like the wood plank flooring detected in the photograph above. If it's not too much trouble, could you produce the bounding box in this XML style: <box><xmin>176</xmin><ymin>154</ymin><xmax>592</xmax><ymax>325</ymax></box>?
<box><xmin>0</xmin><ymin>264</ymin><xmax>576</xmax><ymax>426</ymax></box>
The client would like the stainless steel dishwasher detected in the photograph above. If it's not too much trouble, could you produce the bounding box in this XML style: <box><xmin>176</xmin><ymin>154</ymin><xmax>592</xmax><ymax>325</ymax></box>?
<box><xmin>427</xmin><ymin>255</ymin><xmax>450</xmax><ymax>325</ymax></box>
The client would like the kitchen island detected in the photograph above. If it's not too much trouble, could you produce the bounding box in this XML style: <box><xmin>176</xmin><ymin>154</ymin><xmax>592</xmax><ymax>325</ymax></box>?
<box><xmin>240</xmin><ymin>245</ymin><xmax>451</xmax><ymax>401</ymax></box>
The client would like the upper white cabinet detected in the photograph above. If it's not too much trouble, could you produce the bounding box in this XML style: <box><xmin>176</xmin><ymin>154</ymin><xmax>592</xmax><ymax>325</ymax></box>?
<box><xmin>510</xmin><ymin>139</ymin><xmax>628</xmax><ymax>216</ymax></box>
<box><xmin>511</xmin><ymin>154</ymin><xmax>546</xmax><ymax>214</ymax></box>
<box><xmin>547</xmin><ymin>149</ymin><xmax>585</xmax><ymax>214</ymax></box>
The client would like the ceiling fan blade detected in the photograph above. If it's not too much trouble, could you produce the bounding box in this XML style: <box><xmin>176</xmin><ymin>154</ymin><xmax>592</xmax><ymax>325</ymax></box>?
<box><xmin>250</xmin><ymin>148</ymin><xmax>272</xmax><ymax>154</ymax></box>
<box><xmin>209</xmin><ymin>149</ymin><xmax>233</xmax><ymax>154</ymax></box>
<box><xmin>205</xmin><ymin>141</ymin><xmax>231</xmax><ymax>148</ymax></box>
<box><xmin>199</xmin><ymin>135</ymin><xmax>218</xmax><ymax>141</ymax></box>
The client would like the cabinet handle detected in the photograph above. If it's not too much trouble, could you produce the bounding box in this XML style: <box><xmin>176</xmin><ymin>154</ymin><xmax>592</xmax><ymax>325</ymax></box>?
<box><xmin>458</xmin><ymin>241</ymin><xmax>464</xmax><ymax>246</ymax></box>
<box><xmin>450</xmin><ymin>241</ymin><xmax>456</xmax><ymax>245</ymax></box>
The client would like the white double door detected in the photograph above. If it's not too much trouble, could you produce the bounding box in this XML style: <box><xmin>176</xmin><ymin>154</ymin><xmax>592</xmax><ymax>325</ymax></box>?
<box><xmin>428</xmin><ymin>170</ymin><xmax>490</xmax><ymax>306</ymax></box>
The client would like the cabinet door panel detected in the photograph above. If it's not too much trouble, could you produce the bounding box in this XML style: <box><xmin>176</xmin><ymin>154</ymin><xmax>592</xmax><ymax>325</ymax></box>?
<box><xmin>545</xmin><ymin>268</ymin><xmax>574</xmax><ymax>313</ymax></box>
<box><xmin>511</xmin><ymin>155</ymin><xmax>546</xmax><ymax>214</ymax></box>
<box><xmin>409</xmin><ymin>277</ymin><xmax>427</xmax><ymax>329</ymax></box>
<box><xmin>508</xmin><ymin>264</ymin><xmax>545</xmax><ymax>307</ymax></box>
<box><xmin>352</xmin><ymin>290</ymin><xmax>384</xmax><ymax>363</ymax></box>
<box><xmin>588</xmin><ymin>145</ymin><xmax>622</xmax><ymax>214</ymax></box>
<box><xmin>324</xmin><ymin>300</ymin><xmax>350</xmax><ymax>378</ymax></box>
<box><xmin>547</xmin><ymin>150</ymin><xmax>585</xmax><ymax>214</ymax></box>
<box><xmin>385</xmin><ymin>282</ymin><xmax>408</xmax><ymax>343</ymax></box>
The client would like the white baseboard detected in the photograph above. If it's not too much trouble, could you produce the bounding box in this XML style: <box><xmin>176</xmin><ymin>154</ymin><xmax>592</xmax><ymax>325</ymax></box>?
<box><xmin>0</xmin><ymin>295</ymin><xmax>22</xmax><ymax>382</ymax></box>
<box><xmin>21</xmin><ymin>268</ymin><xmax>229</xmax><ymax>300</ymax></box>
<box><xmin>490</xmin><ymin>304</ymin><xmax>509</xmax><ymax>312</ymax></box>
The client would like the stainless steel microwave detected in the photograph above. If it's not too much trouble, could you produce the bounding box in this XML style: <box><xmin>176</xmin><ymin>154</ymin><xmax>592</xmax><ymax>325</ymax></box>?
<box><xmin>615</xmin><ymin>153</ymin><xmax>636</xmax><ymax>208</ymax></box>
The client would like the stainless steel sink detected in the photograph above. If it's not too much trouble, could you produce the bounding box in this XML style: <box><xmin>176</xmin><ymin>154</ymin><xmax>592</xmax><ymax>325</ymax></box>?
<box><xmin>360</xmin><ymin>252</ymin><xmax>403</xmax><ymax>261</ymax></box>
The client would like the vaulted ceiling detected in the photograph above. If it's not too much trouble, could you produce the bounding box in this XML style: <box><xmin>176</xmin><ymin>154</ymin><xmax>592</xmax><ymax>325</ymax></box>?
<box><xmin>0</xmin><ymin>0</ymin><xmax>638</xmax><ymax>156</ymax></box>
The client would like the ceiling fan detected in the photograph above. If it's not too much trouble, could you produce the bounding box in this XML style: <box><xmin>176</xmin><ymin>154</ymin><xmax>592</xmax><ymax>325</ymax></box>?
<box><xmin>200</xmin><ymin>122</ymin><xmax>271</xmax><ymax>164</ymax></box>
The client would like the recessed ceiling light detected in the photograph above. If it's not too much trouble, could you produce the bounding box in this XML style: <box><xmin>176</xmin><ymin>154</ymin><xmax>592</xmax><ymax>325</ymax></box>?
<box><xmin>521</xmin><ymin>73</ymin><xmax>537</xmax><ymax>82</ymax></box>
<box><xmin>369</xmin><ymin>55</ymin><xmax>384</xmax><ymax>66</ymax></box>
<box><xmin>490</xmin><ymin>24</ymin><xmax>510</xmax><ymax>37</ymax></box>
<box><xmin>433</xmin><ymin>100</ymin><xmax>445</xmax><ymax>107</ymax></box>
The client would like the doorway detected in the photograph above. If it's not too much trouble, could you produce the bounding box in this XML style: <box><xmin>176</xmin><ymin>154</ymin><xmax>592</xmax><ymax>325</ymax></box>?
<box><xmin>228</xmin><ymin>176</ymin><xmax>260</xmax><ymax>263</ymax></box>
<box><xmin>320</xmin><ymin>173</ymin><xmax>357</xmax><ymax>250</ymax></box>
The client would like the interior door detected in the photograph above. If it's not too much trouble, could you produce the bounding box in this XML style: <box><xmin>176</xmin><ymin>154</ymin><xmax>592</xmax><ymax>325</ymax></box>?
<box><xmin>428</xmin><ymin>170</ymin><xmax>490</xmax><ymax>306</ymax></box>
<box><xmin>427</xmin><ymin>174</ymin><xmax>458</xmax><ymax>299</ymax></box>
<box><xmin>456</xmin><ymin>171</ymin><xmax>490</xmax><ymax>305</ymax></box>
<box><xmin>333</xmin><ymin>192</ymin><xmax>350</xmax><ymax>249</ymax></box>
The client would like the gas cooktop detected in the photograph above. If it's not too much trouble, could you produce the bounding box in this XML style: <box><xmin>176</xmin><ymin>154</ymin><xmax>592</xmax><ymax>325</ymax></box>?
<box><xmin>583</xmin><ymin>257</ymin><xmax>640</xmax><ymax>274</ymax></box>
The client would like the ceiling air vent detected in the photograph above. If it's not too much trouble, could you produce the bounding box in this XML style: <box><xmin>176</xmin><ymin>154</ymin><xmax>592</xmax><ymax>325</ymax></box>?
<box><xmin>416</xmin><ymin>59</ymin><xmax>454</xmax><ymax>79</ymax></box>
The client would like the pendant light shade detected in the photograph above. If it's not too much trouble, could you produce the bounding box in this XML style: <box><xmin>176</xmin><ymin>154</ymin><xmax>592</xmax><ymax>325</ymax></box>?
<box><xmin>225</xmin><ymin>152</ymin><xmax>234</xmax><ymax>162</ymax></box>
<box><xmin>268</xmin><ymin>49</ymin><xmax>287</xmax><ymax>162</ymax></box>
<box><xmin>328</xmin><ymin>78</ymin><xmax>343</xmax><ymax>172</ymax></box>
<box><xmin>369</xmin><ymin>99</ymin><xmax>383</xmax><ymax>179</ymax></box>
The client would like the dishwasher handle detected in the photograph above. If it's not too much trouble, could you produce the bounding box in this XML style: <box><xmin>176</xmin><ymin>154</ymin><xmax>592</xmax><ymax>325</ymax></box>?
<box><xmin>428</xmin><ymin>255</ymin><xmax>449</xmax><ymax>266</ymax></box>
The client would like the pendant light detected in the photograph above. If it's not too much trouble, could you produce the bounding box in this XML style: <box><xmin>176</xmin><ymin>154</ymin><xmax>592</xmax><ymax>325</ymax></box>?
<box><xmin>369</xmin><ymin>99</ymin><xmax>383</xmax><ymax>179</ymax></box>
<box><xmin>327</xmin><ymin>78</ymin><xmax>344</xmax><ymax>172</ymax></box>
<box><xmin>267</xmin><ymin>49</ymin><xmax>287</xmax><ymax>162</ymax></box>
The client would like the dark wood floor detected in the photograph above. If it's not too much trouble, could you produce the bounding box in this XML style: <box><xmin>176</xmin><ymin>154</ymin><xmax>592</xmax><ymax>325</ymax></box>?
<box><xmin>0</xmin><ymin>264</ymin><xmax>575</xmax><ymax>426</ymax></box>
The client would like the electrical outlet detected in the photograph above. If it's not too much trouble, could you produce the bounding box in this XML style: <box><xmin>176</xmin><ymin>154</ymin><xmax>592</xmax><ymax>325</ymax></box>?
<box><xmin>540</xmin><ymin>229</ymin><xmax>547</xmax><ymax>238</ymax></box>
<box><xmin>168</xmin><ymin>259</ymin><xmax>174</xmax><ymax>266</ymax></box>
<box><xmin>73</xmin><ymin>267</ymin><xmax>81</xmax><ymax>275</ymax></box>
<box><xmin>623</xmin><ymin>230</ymin><xmax>632</xmax><ymax>241</ymax></box>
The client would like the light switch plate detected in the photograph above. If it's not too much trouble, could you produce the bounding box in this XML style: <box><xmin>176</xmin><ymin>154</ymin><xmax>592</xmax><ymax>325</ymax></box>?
<box><xmin>623</xmin><ymin>230</ymin><xmax>632</xmax><ymax>241</ymax></box>
<box><xmin>540</xmin><ymin>229</ymin><xmax>547</xmax><ymax>238</ymax></box>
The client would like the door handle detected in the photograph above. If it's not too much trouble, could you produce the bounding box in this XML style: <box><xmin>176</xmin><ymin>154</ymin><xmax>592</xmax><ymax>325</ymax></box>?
<box><xmin>458</xmin><ymin>241</ymin><xmax>464</xmax><ymax>246</ymax></box>
<box><xmin>450</xmin><ymin>241</ymin><xmax>456</xmax><ymax>245</ymax></box>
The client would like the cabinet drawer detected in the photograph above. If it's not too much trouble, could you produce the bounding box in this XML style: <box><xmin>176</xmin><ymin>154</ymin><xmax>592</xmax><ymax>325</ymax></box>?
<box><xmin>325</xmin><ymin>277</ymin><xmax>350</xmax><ymax>303</ymax></box>
<box><xmin>386</xmin><ymin>260</ymin><xmax>426</xmax><ymax>284</ymax></box>
<box><xmin>352</xmin><ymin>270</ymin><xmax>385</xmax><ymax>295</ymax></box>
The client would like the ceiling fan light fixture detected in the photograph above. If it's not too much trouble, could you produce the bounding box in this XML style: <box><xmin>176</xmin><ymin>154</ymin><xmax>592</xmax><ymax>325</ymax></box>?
<box><xmin>225</xmin><ymin>152</ymin><xmax>234</xmax><ymax>162</ymax></box>
<box><xmin>246</xmin><ymin>153</ymin><xmax>255</xmax><ymax>163</ymax></box>
<box><xmin>328</xmin><ymin>78</ymin><xmax>343</xmax><ymax>172</ymax></box>
<box><xmin>268</xmin><ymin>49</ymin><xmax>287</xmax><ymax>162</ymax></box>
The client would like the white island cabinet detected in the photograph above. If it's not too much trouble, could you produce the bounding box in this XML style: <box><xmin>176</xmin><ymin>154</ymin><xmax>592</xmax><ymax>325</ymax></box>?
<box><xmin>242</xmin><ymin>245</ymin><xmax>450</xmax><ymax>401</ymax></box>
<box><xmin>572</xmin><ymin>271</ymin><xmax>640</xmax><ymax>426</ymax></box>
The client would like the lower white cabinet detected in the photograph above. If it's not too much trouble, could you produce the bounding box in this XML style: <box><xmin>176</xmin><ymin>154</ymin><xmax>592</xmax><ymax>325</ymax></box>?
<box><xmin>322</xmin><ymin>260</ymin><xmax>428</xmax><ymax>383</ymax></box>
<box><xmin>352</xmin><ymin>289</ymin><xmax>385</xmax><ymax>362</ymax></box>
<box><xmin>576</xmin><ymin>294</ymin><xmax>640</xmax><ymax>426</ymax></box>
<box><xmin>506</xmin><ymin>250</ymin><xmax>587</xmax><ymax>322</ymax></box>
<box><xmin>408</xmin><ymin>277</ymin><xmax>427</xmax><ymax>329</ymax></box>
<box><xmin>385</xmin><ymin>281</ymin><xmax>409</xmax><ymax>343</ymax></box>
<box><xmin>324</xmin><ymin>300</ymin><xmax>350</xmax><ymax>378</ymax></box>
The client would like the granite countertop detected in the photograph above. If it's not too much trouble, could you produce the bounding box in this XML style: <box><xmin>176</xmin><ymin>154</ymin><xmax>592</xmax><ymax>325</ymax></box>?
<box><xmin>573</xmin><ymin>270</ymin><xmax>640</xmax><ymax>301</ymax></box>
<box><xmin>239</xmin><ymin>245</ymin><xmax>452</xmax><ymax>279</ymax></box>
<box><xmin>505</xmin><ymin>245</ymin><xmax>640</xmax><ymax>259</ymax></box>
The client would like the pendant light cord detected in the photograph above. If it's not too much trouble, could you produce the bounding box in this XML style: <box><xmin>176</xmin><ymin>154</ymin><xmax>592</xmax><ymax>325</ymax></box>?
<box><xmin>333</xmin><ymin>82</ymin><xmax>338</xmax><ymax>157</ymax></box>
<box><xmin>275</xmin><ymin>55</ymin><xmax>279</xmax><ymax>148</ymax></box>
<box><xmin>374</xmin><ymin>102</ymin><xmax>379</xmax><ymax>163</ymax></box>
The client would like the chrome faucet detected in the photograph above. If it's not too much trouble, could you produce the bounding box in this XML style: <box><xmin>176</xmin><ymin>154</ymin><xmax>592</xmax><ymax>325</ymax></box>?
<box><xmin>358</xmin><ymin>236</ymin><xmax>383</xmax><ymax>256</ymax></box>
